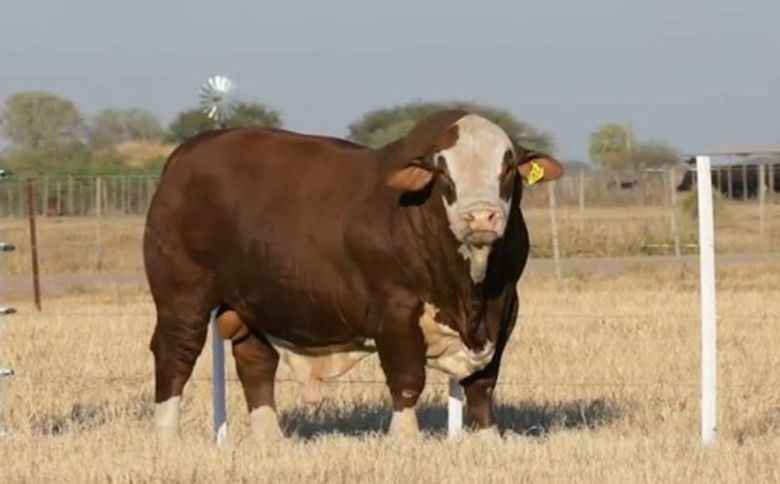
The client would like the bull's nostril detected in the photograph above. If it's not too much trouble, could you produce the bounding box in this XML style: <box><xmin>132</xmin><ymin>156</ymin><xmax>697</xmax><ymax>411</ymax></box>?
<box><xmin>462</xmin><ymin>213</ymin><xmax>475</xmax><ymax>222</ymax></box>
<box><xmin>487</xmin><ymin>211</ymin><xmax>497</xmax><ymax>222</ymax></box>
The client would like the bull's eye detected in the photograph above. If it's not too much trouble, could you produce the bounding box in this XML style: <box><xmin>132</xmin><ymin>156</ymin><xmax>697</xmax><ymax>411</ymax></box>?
<box><xmin>436</xmin><ymin>155</ymin><xmax>446</xmax><ymax>167</ymax></box>
<box><xmin>439</xmin><ymin>169</ymin><xmax>455</xmax><ymax>189</ymax></box>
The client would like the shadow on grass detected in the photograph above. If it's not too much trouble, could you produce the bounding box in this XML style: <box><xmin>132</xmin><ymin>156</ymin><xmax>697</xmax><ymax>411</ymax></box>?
<box><xmin>736</xmin><ymin>407</ymin><xmax>780</xmax><ymax>444</ymax></box>
<box><xmin>32</xmin><ymin>395</ymin><xmax>627</xmax><ymax>440</ymax></box>
<box><xmin>281</xmin><ymin>398</ymin><xmax>627</xmax><ymax>439</ymax></box>
<box><xmin>32</xmin><ymin>393</ymin><xmax>154</xmax><ymax>437</ymax></box>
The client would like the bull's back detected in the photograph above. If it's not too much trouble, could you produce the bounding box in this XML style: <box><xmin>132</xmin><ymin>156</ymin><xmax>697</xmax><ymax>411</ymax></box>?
<box><xmin>145</xmin><ymin>129</ymin><xmax>375</xmax><ymax>343</ymax></box>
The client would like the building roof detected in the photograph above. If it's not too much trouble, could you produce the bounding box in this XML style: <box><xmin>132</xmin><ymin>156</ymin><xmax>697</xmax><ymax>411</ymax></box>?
<box><xmin>683</xmin><ymin>147</ymin><xmax>780</xmax><ymax>166</ymax></box>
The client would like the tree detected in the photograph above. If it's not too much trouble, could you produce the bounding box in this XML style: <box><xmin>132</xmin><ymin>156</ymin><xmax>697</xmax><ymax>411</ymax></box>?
<box><xmin>0</xmin><ymin>91</ymin><xmax>85</xmax><ymax>149</ymax></box>
<box><xmin>228</xmin><ymin>102</ymin><xmax>283</xmax><ymax>130</ymax></box>
<box><xmin>632</xmin><ymin>140</ymin><xmax>681</xmax><ymax>168</ymax></box>
<box><xmin>3</xmin><ymin>142</ymin><xmax>91</xmax><ymax>175</ymax></box>
<box><xmin>167</xmin><ymin>102</ymin><xmax>283</xmax><ymax>143</ymax></box>
<box><xmin>90</xmin><ymin>108</ymin><xmax>165</xmax><ymax>147</ymax></box>
<box><xmin>589</xmin><ymin>123</ymin><xmax>635</xmax><ymax>169</ymax></box>
<box><xmin>347</xmin><ymin>101</ymin><xmax>554</xmax><ymax>152</ymax></box>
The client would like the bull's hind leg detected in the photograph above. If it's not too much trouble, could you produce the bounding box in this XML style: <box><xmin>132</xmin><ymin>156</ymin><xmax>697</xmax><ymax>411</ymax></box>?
<box><xmin>149</xmin><ymin>295</ymin><xmax>215</xmax><ymax>438</ymax></box>
<box><xmin>146</xmin><ymin>245</ymin><xmax>218</xmax><ymax>440</ymax></box>
<box><xmin>227</xmin><ymin>321</ymin><xmax>283</xmax><ymax>442</ymax></box>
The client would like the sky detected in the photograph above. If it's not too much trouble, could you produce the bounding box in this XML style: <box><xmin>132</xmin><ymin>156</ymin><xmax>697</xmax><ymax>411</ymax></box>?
<box><xmin>1</xmin><ymin>0</ymin><xmax>778</xmax><ymax>161</ymax></box>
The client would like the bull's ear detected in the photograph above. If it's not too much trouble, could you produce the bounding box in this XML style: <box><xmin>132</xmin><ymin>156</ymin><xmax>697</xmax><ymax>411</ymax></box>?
<box><xmin>386</xmin><ymin>163</ymin><xmax>434</xmax><ymax>191</ymax></box>
<box><xmin>517</xmin><ymin>153</ymin><xmax>564</xmax><ymax>185</ymax></box>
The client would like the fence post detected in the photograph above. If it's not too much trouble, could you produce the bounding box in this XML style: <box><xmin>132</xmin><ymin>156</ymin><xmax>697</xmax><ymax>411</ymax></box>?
<box><xmin>136</xmin><ymin>177</ymin><xmax>143</xmax><ymax>214</ymax></box>
<box><xmin>726</xmin><ymin>167</ymin><xmax>733</xmax><ymax>199</ymax></box>
<box><xmin>95</xmin><ymin>177</ymin><xmax>104</xmax><ymax>271</ymax></box>
<box><xmin>741</xmin><ymin>163</ymin><xmax>748</xmax><ymax>201</ymax></box>
<box><xmin>0</xmin><ymin>237</ymin><xmax>16</xmax><ymax>438</ymax></box>
<box><xmin>67</xmin><ymin>176</ymin><xmax>74</xmax><ymax>216</ymax></box>
<box><xmin>146</xmin><ymin>176</ymin><xmax>156</xmax><ymax>213</ymax></box>
<box><xmin>759</xmin><ymin>163</ymin><xmax>766</xmax><ymax>237</ymax></box>
<box><xmin>448</xmin><ymin>379</ymin><xmax>463</xmax><ymax>437</ymax></box>
<box><xmin>695</xmin><ymin>156</ymin><xmax>717</xmax><ymax>447</ymax></box>
<box><xmin>770</xmin><ymin>164</ymin><xmax>775</xmax><ymax>203</ymax></box>
<box><xmin>578</xmin><ymin>170</ymin><xmax>586</xmax><ymax>232</ymax></box>
<box><xmin>25</xmin><ymin>179</ymin><xmax>42</xmax><ymax>311</ymax></box>
<box><xmin>210</xmin><ymin>310</ymin><xmax>227</xmax><ymax>445</ymax></box>
<box><xmin>56</xmin><ymin>179</ymin><xmax>62</xmax><ymax>216</ymax></box>
<box><xmin>547</xmin><ymin>182</ymin><xmax>562</xmax><ymax>279</ymax></box>
<box><xmin>121</xmin><ymin>176</ymin><xmax>128</xmax><ymax>215</ymax></box>
<box><xmin>668</xmin><ymin>167</ymin><xmax>681</xmax><ymax>257</ymax></box>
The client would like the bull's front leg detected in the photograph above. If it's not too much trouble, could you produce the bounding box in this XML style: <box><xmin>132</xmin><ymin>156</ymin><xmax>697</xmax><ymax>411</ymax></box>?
<box><xmin>375</xmin><ymin>295</ymin><xmax>427</xmax><ymax>438</ymax></box>
<box><xmin>460</xmin><ymin>292</ymin><xmax>519</xmax><ymax>436</ymax></box>
<box><xmin>461</xmin><ymin>373</ymin><xmax>500</xmax><ymax>436</ymax></box>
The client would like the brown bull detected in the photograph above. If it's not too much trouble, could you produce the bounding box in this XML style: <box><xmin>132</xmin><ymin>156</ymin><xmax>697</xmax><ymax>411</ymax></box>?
<box><xmin>143</xmin><ymin>109</ymin><xmax>563</xmax><ymax>440</ymax></box>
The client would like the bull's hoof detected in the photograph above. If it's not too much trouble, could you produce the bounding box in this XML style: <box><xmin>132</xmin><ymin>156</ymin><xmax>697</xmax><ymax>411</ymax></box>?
<box><xmin>250</xmin><ymin>406</ymin><xmax>284</xmax><ymax>443</ymax></box>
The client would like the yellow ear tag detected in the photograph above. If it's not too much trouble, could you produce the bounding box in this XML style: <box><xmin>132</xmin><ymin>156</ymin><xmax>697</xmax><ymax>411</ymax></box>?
<box><xmin>526</xmin><ymin>161</ymin><xmax>545</xmax><ymax>185</ymax></box>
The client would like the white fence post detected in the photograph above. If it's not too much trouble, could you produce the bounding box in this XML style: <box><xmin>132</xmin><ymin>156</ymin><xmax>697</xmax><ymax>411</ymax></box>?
<box><xmin>696</xmin><ymin>156</ymin><xmax>717</xmax><ymax>447</ymax></box>
<box><xmin>210</xmin><ymin>309</ymin><xmax>228</xmax><ymax>445</ymax></box>
<box><xmin>447</xmin><ymin>379</ymin><xmax>463</xmax><ymax>437</ymax></box>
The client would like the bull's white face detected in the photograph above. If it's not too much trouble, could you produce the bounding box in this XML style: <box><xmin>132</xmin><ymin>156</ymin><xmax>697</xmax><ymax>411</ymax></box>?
<box><xmin>385</xmin><ymin>112</ymin><xmax>563</xmax><ymax>284</ymax></box>
<box><xmin>436</xmin><ymin>115</ymin><xmax>516</xmax><ymax>248</ymax></box>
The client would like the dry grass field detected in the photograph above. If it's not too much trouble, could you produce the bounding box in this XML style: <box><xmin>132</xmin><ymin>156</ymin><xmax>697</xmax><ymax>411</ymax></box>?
<box><xmin>1</xmin><ymin>263</ymin><xmax>779</xmax><ymax>483</ymax></box>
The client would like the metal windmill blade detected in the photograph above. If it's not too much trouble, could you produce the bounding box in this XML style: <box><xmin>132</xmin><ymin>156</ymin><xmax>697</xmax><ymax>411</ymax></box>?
<box><xmin>199</xmin><ymin>75</ymin><xmax>237</xmax><ymax>125</ymax></box>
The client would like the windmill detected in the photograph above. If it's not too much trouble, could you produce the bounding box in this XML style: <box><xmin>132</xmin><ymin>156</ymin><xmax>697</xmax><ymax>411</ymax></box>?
<box><xmin>199</xmin><ymin>75</ymin><xmax>237</xmax><ymax>127</ymax></box>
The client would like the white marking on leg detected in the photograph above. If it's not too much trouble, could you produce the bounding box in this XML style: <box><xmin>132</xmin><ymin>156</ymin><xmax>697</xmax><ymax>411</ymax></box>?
<box><xmin>154</xmin><ymin>396</ymin><xmax>181</xmax><ymax>438</ymax></box>
<box><xmin>249</xmin><ymin>405</ymin><xmax>283</xmax><ymax>442</ymax></box>
<box><xmin>388</xmin><ymin>406</ymin><xmax>419</xmax><ymax>438</ymax></box>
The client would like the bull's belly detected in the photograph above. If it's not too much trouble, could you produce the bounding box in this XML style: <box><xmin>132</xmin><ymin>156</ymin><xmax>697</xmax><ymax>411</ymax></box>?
<box><xmin>260</xmin><ymin>303</ymin><xmax>494</xmax><ymax>402</ymax></box>
<box><xmin>217</xmin><ymin>301</ymin><xmax>496</xmax><ymax>403</ymax></box>
<box><xmin>265</xmin><ymin>335</ymin><xmax>376</xmax><ymax>403</ymax></box>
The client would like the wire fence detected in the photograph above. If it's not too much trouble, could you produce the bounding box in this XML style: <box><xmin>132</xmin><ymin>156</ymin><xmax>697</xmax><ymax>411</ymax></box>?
<box><xmin>1</xmin><ymin>170</ymin><xmax>778</xmax><ymax>405</ymax></box>
<box><xmin>0</xmin><ymin>167</ymin><xmax>778</xmax><ymax>287</ymax></box>
<box><xmin>0</xmin><ymin>165</ymin><xmax>777</xmax><ymax>218</ymax></box>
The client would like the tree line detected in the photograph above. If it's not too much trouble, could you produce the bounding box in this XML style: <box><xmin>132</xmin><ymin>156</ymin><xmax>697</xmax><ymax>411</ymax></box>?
<box><xmin>0</xmin><ymin>90</ymin><xmax>682</xmax><ymax>176</ymax></box>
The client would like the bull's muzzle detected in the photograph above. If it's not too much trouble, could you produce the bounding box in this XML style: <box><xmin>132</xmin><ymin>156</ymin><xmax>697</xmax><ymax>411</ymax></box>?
<box><xmin>461</xmin><ymin>205</ymin><xmax>504</xmax><ymax>247</ymax></box>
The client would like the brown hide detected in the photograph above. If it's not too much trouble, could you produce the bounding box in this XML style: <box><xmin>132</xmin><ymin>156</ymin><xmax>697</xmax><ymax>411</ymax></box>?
<box><xmin>144</xmin><ymin>110</ymin><xmax>549</xmax><ymax>418</ymax></box>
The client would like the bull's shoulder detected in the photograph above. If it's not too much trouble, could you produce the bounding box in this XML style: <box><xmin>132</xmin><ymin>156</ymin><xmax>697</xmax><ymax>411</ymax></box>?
<box><xmin>161</xmin><ymin>128</ymin><xmax>238</xmax><ymax>174</ymax></box>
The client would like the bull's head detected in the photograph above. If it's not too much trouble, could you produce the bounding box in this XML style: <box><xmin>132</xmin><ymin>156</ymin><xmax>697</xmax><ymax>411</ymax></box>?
<box><xmin>386</xmin><ymin>112</ymin><xmax>563</xmax><ymax>282</ymax></box>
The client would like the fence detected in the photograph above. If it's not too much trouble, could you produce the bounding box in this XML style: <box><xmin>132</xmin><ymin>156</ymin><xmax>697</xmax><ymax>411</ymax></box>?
<box><xmin>0</xmin><ymin>168</ymin><xmax>778</xmax><ymax>285</ymax></box>
<box><xmin>0</xmin><ymin>167</ymin><xmax>777</xmax><ymax>215</ymax></box>
<box><xmin>0</xmin><ymin>175</ymin><xmax>158</xmax><ymax>218</ymax></box>
<box><xmin>0</xmin><ymin>170</ymin><xmax>16</xmax><ymax>438</ymax></box>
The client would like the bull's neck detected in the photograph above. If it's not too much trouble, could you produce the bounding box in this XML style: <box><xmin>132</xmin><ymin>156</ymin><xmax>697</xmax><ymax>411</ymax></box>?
<box><xmin>404</xmin><ymin>193</ymin><xmax>490</xmax><ymax>292</ymax></box>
